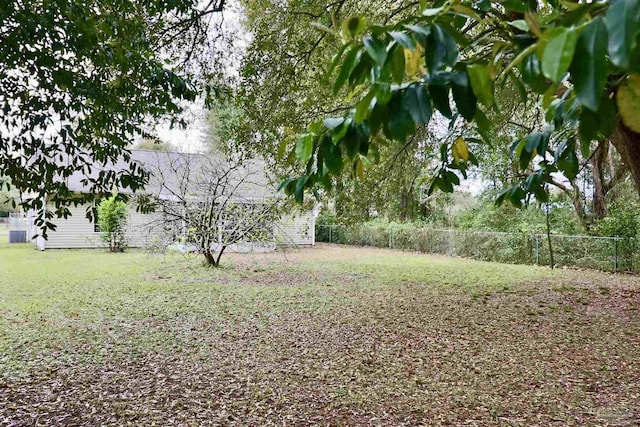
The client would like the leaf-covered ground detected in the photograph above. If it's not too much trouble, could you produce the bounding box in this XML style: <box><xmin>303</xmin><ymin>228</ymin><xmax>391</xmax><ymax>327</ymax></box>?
<box><xmin>1</xmin><ymin>242</ymin><xmax>639</xmax><ymax>426</ymax></box>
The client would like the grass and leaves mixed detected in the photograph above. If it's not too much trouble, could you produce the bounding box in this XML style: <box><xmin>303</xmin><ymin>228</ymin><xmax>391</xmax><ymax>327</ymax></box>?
<box><xmin>1</xmin><ymin>241</ymin><xmax>639</xmax><ymax>426</ymax></box>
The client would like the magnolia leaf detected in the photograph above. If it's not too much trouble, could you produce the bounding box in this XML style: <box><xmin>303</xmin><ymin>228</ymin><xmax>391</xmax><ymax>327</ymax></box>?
<box><xmin>426</xmin><ymin>25</ymin><xmax>458</xmax><ymax>72</ymax></box>
<box><xmin>404</xmin><ymin>47</ymin><xmax>423</xmax><ymax>77</ymax></box>
<box><xmin>604</xmin><ymin>0</ymin><xmax>640</xmax><ymax>69</ymax></box>
<box><xmin>390</xmin><ymin>45</ymin><xmax>406</xmax><ymax>83</ymax></box>
<box><xmin>333</xmin><ymin>47</ymin><xmax>359</xmax><ymax>94</ymax></box>
<box><xmin>355</xmin><ymin>157</ymin><xmax>365</xmax><ymax>180</ymax></box>
<box><xmin>422</xmin><ymin>6</ymin><xmax>444</xmax><ymax>16</ymax></box>
<box><xmin>363</xmin><ymin>35</ymin><xmax>387</xmax><ymax>66</ymax></box>
<box><xmin>429</xmin><ymin>84</ymin><xmax>453</xmax><ymax>118</ymax></box>
<box><xmin>355</xmin><ymin>90</ymin><xmax>375</xmax><ymax>124</ymax></box>
<box><xmin>450</xmin><ymin>72</ymin><xmax>477</xmax><ymax>121</ymax></box>
<box><xmin>295</xmin><ymin>134</ymin><xmax>314</xmax><ymax>164</ymax></box>
<box><xmin>467</xmin><ymin>64</ymin><xmax>494</xmax><ymax>107</ymax></box>
<box><xmin>452</xmin><ymin>137</ymin><xmax>469</xmax><ymax>162</ymax></box>
<box><xmin>570</xmin><ymin>18</ymin><xmax>607</xmax><ymax>112</ymax></box>
<box><xmin>541</xmin><ymin>27</ymin><xmax>578</xmax><ymax>82</ymax></box>
<box><xmin>617</xmin><ymin>75</ymin><xmax>640</xmax><ymax>133</ymax></box>
<box><xmin>509</xmin><ymin>20</ymin><xmax>529</xmax><ymax>32</ymax></box>
<box><xmin>341</xmin><ymin>16</ymin><xmax>367</xmax><ymax>39</ymax></box>
<box><xmin>389</xmin><ymin>31</ymin><xmax>416</xmax><ymax>50</ymax></box>
<box><xmin>403</xmin><ymin>84</ymin><xmax>432</xmax><ymax>125</ymax></box>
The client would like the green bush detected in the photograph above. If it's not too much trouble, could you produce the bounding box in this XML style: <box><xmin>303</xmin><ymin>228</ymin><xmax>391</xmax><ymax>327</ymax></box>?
<box><xmin>97</xmin><ymin>195</ymin><xmax>128</xmax><ymax>252</ymax></box>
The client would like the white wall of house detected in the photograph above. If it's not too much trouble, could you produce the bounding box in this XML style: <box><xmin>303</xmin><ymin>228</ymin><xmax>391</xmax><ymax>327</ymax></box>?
<box><xmin>31</xmin><ymin>202</ymin><xmax>315</xmax><ymax>250</ymax></box>
<box><xmin>276</xmin><ymin>213</ymin><xmax>315</xmax><ymax>246</ymax></box>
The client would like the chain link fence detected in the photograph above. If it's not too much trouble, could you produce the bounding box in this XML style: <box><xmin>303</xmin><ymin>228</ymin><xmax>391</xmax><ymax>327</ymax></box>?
<box><xmin>317</xmin><ymin>224</ymin><xmax>638</xmax><ymax>273</ymax></box>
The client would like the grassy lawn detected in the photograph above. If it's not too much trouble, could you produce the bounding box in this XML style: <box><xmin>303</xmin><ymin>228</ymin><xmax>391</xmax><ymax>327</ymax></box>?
<box><xmin>1</xmin><ymin>241</ymin><xmax>639</xmax><ymax>426</ymax></box>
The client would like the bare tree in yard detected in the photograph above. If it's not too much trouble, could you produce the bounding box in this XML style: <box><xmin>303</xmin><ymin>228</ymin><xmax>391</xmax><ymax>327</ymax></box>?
<box><xmin>143</xmin><ymin>151</ymin><xmax>285</xmax><ymax>267</ymax></box>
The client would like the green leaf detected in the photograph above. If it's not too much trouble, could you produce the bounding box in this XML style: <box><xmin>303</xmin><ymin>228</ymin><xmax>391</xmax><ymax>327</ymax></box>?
<box><xmin>519</xmin><ymin>147</ymin><xmax>533</xmax><ymax>171</ymax></box>
<box><xmin>355</xmin><ymin>90</ymin><xmax>375</xmax><ymax>124</ymax></box>
<box><xmin>532</xmin><ymin>182</ymin><xmax>549</xmax><ymax>203</ymax></box>
<box><xmin>445</xmin><ymin>170</ymin><xmax>460</xmax><ymax>186</ymax></box>
<box><xmin>389</xmin><ymin>45</ymin><xmax>406</xmax><ymax>84</ymax></box>
<box><xmin>467</xmin><ymin>64</ymin><xmax>494</xmax><ymax>107</ymax></box>
<box><xmin>422</xmin><ymin>6</ymin><xmax>444</xmax><ymax>16</ymax></box>
<box><xmin>509</xmin><ymin>72</ymin><xmax>528</xmax><ymax>103</ymax></box>
<box><xmin>277</xmin><ymin>178</ymin><xmax>296</xmax><ymax>193</ymax></box>
<box><xmin>525</xmin><ymin>132</ymin><xmax>542</xmax><ymax>153</ymax></box>
<box><xmin>474</xmin><ymin>108</ymin><xmax>491</xmax><ymax>141</ymax></box>
<box><xmin>570</xmin><ymin>18</ymin><xmax>607</xmax><ymax>112</ymax></box>
<box><xmin>348</xmin><ymin>52</ymin><xmax>373</xmax><ymax>87</ymax></box>
<box><xmin>321</xmin><ymin>136</ymin><xmax>343</xmax><ymax>173</ymax></box>
<box><xmin>604</xmin><ymin>0</ymin><xmax>640</xmax><ymax>69</ymax></box>
<box><xmin>295</xmin><ymin>176</ymin><xmax>309</xmax><ymax>204</ymax></box>
<box><xmin>426</xmin><ymin>25</ymin><xmax>458</xmax><ymax>72</ymax></box>
<box><xmin>541</xmin><ymin>27</ymin><xmax>578</xmax><ymax>82</ymax></box>
<box><xmin>429</xmin><ymin>84</ymin><xmax>453</xmax><ymax>118</ymax></box>
<box><xmin>369</xmin><ymin>102</ymin><xmax>386</xmax><ymax>135</ymax></box>
<box><xmin>509</xmin><ymin>20</ymin><xmax>529</xmax><ymax>32</ymax></box>
<box><xmin>403</xmin><ymin>84</ymin><xmax>432</xmax><ymax>125</ymax></box>
<box><xmin>388</xmin><ymin>31</ymin><xmax>416</xmax><ymax>50</ymax></box>
<box><xmin>503</xmin><ymin>0</ymin><xmax>527</xmax><ymax>13</ymax></box>
<box><xmin>509</xmin><ymin>186</ymin><xmax>526</xmax><ymax>208</ymax></box>
<box><xmin>387</xmin><ymin>93</ymin><xmax>415</xmax><ymax>142</ymax></box>
<box><xmin>333</xmin><ymin>47</ymin><xmax>359</xmax><ymax>94</ymax></box>
<box><xmin>343</xmin><ymin>123</ymin><xmax>362</xmax><ymax>158</ymax></box>
<box><xmin>342</xmin><ymin>16</ymin><xmax>367</xmax><ymax>38</ymax></box>
<box><xmin>363</xmin><ymin>35</ymin><xmax>387</xmax><ymax>66</ymax></box>
<box><xmin>579</xmin><ymin>95</ymin><xmax>619</xmax><ymax>143</ymax></box>
<box><xmin>521</xmin><ymin>53</ymin><xmax>548</xmax><ymax>93</ymax></box>
<box><xmin>450</xmin><ymin>72</ymin><xmax>477</xmax><ymax>121</ymax></box>
<box><xmin>295</xmin><ymin>134</ymin><xmax>314</xmax><ymax>164</ymax></box>
<box><xmin>557</xmin><ymin>148</ymin><xmax>579</xmax><ymax>180</ymax></box>
<box><xmin>404</xmin><ymin>24</ymin><xmax>431</xmax><ymax>47</ymax></box>
<box><xmin>374</xmin><ymin>82</ymin><xmax>392</xmax><ymax>105</ymax></box>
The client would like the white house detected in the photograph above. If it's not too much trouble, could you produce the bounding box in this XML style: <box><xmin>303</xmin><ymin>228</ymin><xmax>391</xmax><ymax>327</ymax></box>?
<box><xmin>27</xmin><ymin>149</ymin><xmax>315</xmax><ymax>251</ymax></box>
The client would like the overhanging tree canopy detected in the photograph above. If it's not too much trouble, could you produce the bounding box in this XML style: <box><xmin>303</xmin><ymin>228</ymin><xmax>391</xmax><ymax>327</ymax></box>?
<box><xmin>284</xmin><ymin>0</ymin><xmax>640</xmax><ymax>207</ymax></box>
<box><xmin>0</xmin><ymin>0</ymin><xmax>225</xmax><ymax>234</ymax></box>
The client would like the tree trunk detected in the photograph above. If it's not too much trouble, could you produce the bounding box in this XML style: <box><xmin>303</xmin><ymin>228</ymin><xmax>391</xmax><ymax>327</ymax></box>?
<box><xmin>610</xmin><ymin>123</ymin><xmax>640</xmax><ymax>195</ymax></box>
<box><xmin>545</xmin><ymin>202</ymin><xmax>554</xmax><ymax>269</ymax></box>
<box><xmin>591</xmin><ymin>141</ymin><xmax>608</xmax><ymax>220</ymax></box>
<box><xmin>203</xmin><ymin>250</ymin><xmax>216</xmax><ymax>266</ymax></box>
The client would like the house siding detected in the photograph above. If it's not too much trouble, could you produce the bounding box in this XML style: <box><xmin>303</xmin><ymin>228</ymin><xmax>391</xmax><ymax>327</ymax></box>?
<box><xmin>276</xmin><ymin>212</ymin><xmax>315</xmax><ymax>246</ymax></box>
<box><xmin>42</xmin><ymin>205</ymin><xmax>102</xmax><ymax>249</ymax></box>
<box><xmin>35</xmin><ymin>203</ymin><xmax>315</xmax><ymax>249</ymax></box>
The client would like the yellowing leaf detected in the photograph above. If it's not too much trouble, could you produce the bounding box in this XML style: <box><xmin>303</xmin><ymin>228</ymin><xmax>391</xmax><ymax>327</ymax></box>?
<box><xmin>617</xmin><ymin>74</ymin><xmax>640</xmax><ymax>133</ymax></box>
<box><xmin>404</xmin><ymin>47</ymin><xmax>422</xmax><ymax>77</ymax></box>
<box><xmin>355</xmin><ymin>157</ymin><xmax>365</xmax><ymax>180</ymax></box>
<box><xmin>452</xmin><ymin>137</ymin><xmax>469</xmax><ymax>162</ymax></box>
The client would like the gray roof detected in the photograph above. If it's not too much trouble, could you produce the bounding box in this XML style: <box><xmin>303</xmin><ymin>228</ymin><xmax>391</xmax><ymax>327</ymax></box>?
<box><xmin>60</xmin><ymin>149</ymin><xmax>275</xmax><ymax>201</ymax></box>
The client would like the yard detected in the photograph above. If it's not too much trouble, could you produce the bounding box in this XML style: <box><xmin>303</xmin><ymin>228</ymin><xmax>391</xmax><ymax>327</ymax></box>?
<box><xmin>1</xmin><ymin>241</ymin><xmax>639</xmax><ymax>426</ymax></box>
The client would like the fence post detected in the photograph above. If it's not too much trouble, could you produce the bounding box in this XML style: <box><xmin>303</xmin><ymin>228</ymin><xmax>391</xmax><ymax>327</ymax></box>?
<box><xmin>614</xmin><ymin>237</ymin><xmax>618</xmax><ymax>272</ymax></box>
<box><xmin>535</xmin><ymin>235</ymin><xmax>540</xmax><ymax>265</ymax></box>
<box><xmin>389</xmin><ymin>228</ymin><xmax>393</xmax><ymax>249</ymax></box>
<box><xmin>329</xmin><ymin>226</ymin><xmax>332</xmax><ymax>244</ymax></box>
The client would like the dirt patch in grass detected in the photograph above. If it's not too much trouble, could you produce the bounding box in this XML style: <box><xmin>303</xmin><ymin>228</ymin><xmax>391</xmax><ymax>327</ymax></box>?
<box><xmin>1</xmin><ymin>244</ymin><xmax>639</xmax><ymax>426</ymax></box>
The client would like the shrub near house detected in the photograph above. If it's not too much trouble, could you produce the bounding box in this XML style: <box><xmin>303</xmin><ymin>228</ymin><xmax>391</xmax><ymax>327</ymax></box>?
<box><xmin>97</xmin><ymin>195</ymin><xmax>128</xmax><ymax>252</ymax></box>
